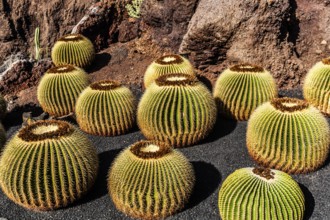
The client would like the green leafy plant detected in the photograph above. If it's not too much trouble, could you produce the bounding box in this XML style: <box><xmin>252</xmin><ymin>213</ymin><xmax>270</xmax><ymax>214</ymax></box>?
<box><xmin>126</xmin><ymin>0</ymin><xmax>143</xmax><ymax>18</ymax></box>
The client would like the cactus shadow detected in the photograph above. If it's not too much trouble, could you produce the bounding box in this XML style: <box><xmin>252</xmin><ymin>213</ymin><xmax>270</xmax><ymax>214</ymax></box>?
<box><xmin>299</xmin><ymin>183</ymin><xmax>314</xmax><ymax>220</ymax></box>
<box><xmin>184</xmin><ymin>161</ymin><xmax>221</xmax><ymax>210</ymax></box>
<box><xmin>88</xmin><ymin>52</ymin><xmax>111</xmax><ymax>73</ymax></box>
<box><xmin>197</xmin><ymin>74</ymin><xmax>213</xmax><ymax>91</ymax></box>
<box><xmin>203</xmin><ymin>116</ymin><xmax>237</xmax><ymax>144</ymax></box>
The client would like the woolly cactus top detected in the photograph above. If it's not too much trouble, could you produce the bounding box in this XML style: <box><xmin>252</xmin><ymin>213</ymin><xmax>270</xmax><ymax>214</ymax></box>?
<box><xmin>270</xmin><ymin>97</ymin><xmax>309</xmax><ymax>113</ymax></box>
<box><xmin>90</xmin><ymin>80</ymin><xmax>122</xmax><ymax>91</ymax></box>
<box><xmin>18</xmin><ymin>120</ymin><xmax>74</xmax><ymax>142</ymax></box>
<box><xmin>155</xmin><ymin>73</ymin><xmax>198</xmax><ymax>87</ymax></box>
<box><xmin>129</xmin><ymin>140</ymin><xmax>172</xmax><ymax>159</ymax></box>
<box><xmin>57</xmin><ymin>34</ymin><xmax>85</xmax><ymax>42</ymax></box>
<box><xmin>322</xmin><ymin>57</ymin><xmax>330</xmax><ymax>65</ymax></box>
<box><xmin>252</xmin><ymin>167</ymin><xmax>275</xmax><ymax>181</ymax></box>
<box><xmin>46</xmin><ymin>65</ymin><xmax>77</xmax><ymax>74</ymax></box>
<box><xmin>155</xmin><ymin>54</ymin><xmax>185</xmax><ymax>65</ymax></box>
<box><xmin>229</xmin><ymin>63</ymin><xmax>264</xmax><ymax>73</ymax></box>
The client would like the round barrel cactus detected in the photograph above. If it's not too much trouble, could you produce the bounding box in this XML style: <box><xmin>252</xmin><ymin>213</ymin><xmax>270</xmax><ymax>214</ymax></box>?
<box><xmin>247</xmin><ymin>97</ymin><xmax>330</xmax><ymax>173</ymax></box>
<box><xmin>303</xmin><ymin>58</ymin><xmax>330</xmax><ymax>116</ymax></box>
<box><xmin>0</xmin><ymin>120</ymin><xmax>98</xmax><ymax>211</ymax></box>
<box><xmin>218</xmin><ymin>167</ymin><xmax>305</xmax><ymax>220</ymax></box>
<box><xmin>138</xmin><ymin>73</ymin><xmax>217</xmax><ymax>147</ymax></box>
<box><xmin>108</xmin><ymin>140</ymin><xmax>195</xmax><ymax>220</ymax></box>
<box><xmin>213</xmin><ymin>63</ymin><xmax>277</xmax><ymax>120</ymax></box>
<box><xmin>51</xmin><ymin>33</ymin><xmax>95</xmax><ymax>68</ymax></box>
<box><xmin>37</xmin><ymin>65</ymin><xmax>90</xmax><ymax>117</ymax></box>
<box><xmin>144</xmin><ymin>54</ymin><xmax>195</xmax><ymax>88</ymax></box>
<box><xmin>75</xmin><ymin>80</ymin><xmax>136</xmax><ymax>136</ymax></box>
<box><xmin>0</xmin><ymin>94</ymin><xmax>6</xmax><ymax>120</ymax></box>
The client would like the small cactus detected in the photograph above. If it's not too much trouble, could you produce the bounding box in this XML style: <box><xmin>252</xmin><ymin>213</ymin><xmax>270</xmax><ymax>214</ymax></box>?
<box><xmin>303</xmin><ymin>58</ymin><xmax>330</xmax><ymax>116</ymax></box>
<box><xmin>75</xmin><ymin>80</ymin><xmax>136</xmax><ymax>136</ymax></box>
<box><xmin>218</xmin><ymin>167</ymin><xmax>305</xmax><ymax>220</ymax></box>
<box><xmin>247</xmin><ymin>97</ymin><xmax>330</xmax><ymax>174</ymax></box>
<box><xmin>0</xmin><ymin>94</ymin><xmax>6</xmax><ymax>120</ymax></box>
<box><xmin>51</xmin><ymin>34</ymin><xmax>95</xmax><ymax>68</ymax></box>
<box><xmin>213</xmin><ymin>63</ymin><xmax>277</xmax><ymax>120</ymax></box>
<box><xmin>138</xmin><ymin>73</ymin><xmax>217</xmax><ymax>147</ymax></box>
<box><xmin>0</xmin><ymin>120</ymin><xmax>98</xmax><ymax>210</ymax></box>
<box><xmin>144</xmin><ymin>54</ymin><xmax>195</xmax><ymax>88</ymax></box>
<box><xmin>108</xmin><ymin>140</ymin><xmax>195</xmax><ymax>220</ymax></box>
<box><xmin>37</xmin><ymin>65</ymin><xmax>90</xmax><ymax>117</ymax></box>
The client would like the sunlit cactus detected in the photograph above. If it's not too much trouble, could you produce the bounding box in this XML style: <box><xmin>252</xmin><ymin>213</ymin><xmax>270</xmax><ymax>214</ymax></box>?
<box><xmin>213</xmin><ymin>63</ymin><xmax>277</xmax><ymax>120</ymax></box>
<box><xmin>108</xmin><ymin>140</ymin><xmax>195</xmax><ymax>220</ymax></box>
<box><xmin>0</xmin><ymin>120</ymin><xmax>98</xmax><ymax>211</ymax></box>
<box><xmin>0</xmin><ymin>94</ymin><xmax>6</xmax><ymax>119</ymax></box>
<box><xmin>51</xmin><ymin>33</ymin><xmax>95</xmax><ymax>68</ymax></box>
<box><xmin>218</xmin><ymin>167</ymin><xmax>305</xmax><ymax>220</ymax></box>
<box><xmin>144</xmin><ymin>54</ymin><xmax>195</xmax><ymax>88</ymax></box>
<box><xmin>303</xmin><ymin>58</ymin><xmax>330</xmax><ymax>116</ymax></box>
<box><xmin>37</xmin><ymin>65</ymin><xmax>89</xmax><ymax>117</ymax></box>
<box><xmin>138</xmin><ymin>73</ymin><xmax>217</xmax><ymax>147</ymax></box>
<box><xmin>75</xmin><ymin>80</ymin><xmax>136</xmax><ymax>136</ymax></box>
<box><xmin>247</xmin><ymin>97</ymin><xmax>330</xmax><ymax>174</ymax></box>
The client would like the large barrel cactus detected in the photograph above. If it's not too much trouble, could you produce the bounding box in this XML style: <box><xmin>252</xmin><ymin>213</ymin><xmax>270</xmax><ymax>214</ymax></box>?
<box><xmin>218</xmin><ymin>167</ymin><xmax>305</xmax><ymax>220</ymax></box>
<box><xmin>0</xmin><ymin>120</ymin><xmax>98</xmax><ymax>210</ymax></box>
<box><xmin>144</xmin><ymin>54</ymin><xmax>195</xmax><ymax>88</ymax></box>
<box><xmin>213</xmin><ymin>63</ymin><xmax>277</xmax><ymax>120</ymax></box>
<box><xmin>247</xmin><ymin>97</ymin><xmax>330</xmax><ymax>173</ymax></box>
<box><xmin>75</xmin><ymin>80</ymin><xmax>136</xmax><ymax>136</ymax></box>
<box><xmin>51</xmin><ymin>34</ymin><xmax>95</xmax><ymax>68</ymax></box>
<box><xmin>37</xmin><ymin>65</ymin><xmax>89</xmax><ymax>117</ymax></box>
<box><xmin>303</xmin><ymin>58</ymin><xmax>330</xmax><ymax>116</ymax></box>
<box><xmin>108</xmin><ymin>140</ymin><xmax>195</xmax><ymax>220</ymax></box>
<box><xmin>138</xmin><ymin>73</ymin><xmax>217</xmax><ymax>147</ymax></box>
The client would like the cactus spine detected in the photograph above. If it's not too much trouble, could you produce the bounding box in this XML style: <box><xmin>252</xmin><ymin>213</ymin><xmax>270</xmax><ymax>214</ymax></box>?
<box><xmin>213</xmin><ymin>63</ymin><xmax>277</xmax><ymax>120</ymax></box>
<box><xmin>303</xmin><ymin>58</ymin><xmax>330</xmax><ymax>116</ymax></box>
<box><xmin>247</xmin><ymin>97</ymin><xmax>330</xmax><ymax>173</ymax></box>
<box><xmin>75</xmin><ymin>80</ymin><xmax>136</xmax><ymax>136</ymax></box>
<box><xmin>51</xmin><ymin>34</ymin><xmax>95</xmax><ymax>68</ymax></box>
<box><xmin>144</xmin><ymin>54</ymin><xmax>195</xmax><ymax>88</ymax></box>
<box><xmin>218</xmin><ymin>167</ymin><xmax>305</xmax><ymax>220</ymax></box>
<box><xmin>138</xmin><ymin>73</ymin><xmax>217</xmax><ymax>147</ymax></box>
<box><xmin>108</xmin><ymin>140</ymin><xmax>195</xmax><ymax>220</ymax></box>
<box><xmin>0</xmin><ymin>120</ymin><xmax>98</xmax><ymax>211</ymax></box>
<box><xmin>37</xmin><ymin>65</ymin><xmax>89</xmax><ymax>117</ymax></box>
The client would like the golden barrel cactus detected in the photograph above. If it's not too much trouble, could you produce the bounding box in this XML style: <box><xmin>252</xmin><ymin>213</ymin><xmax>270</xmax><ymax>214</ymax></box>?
<box><xmin>0</xmin><ymin>120</ymin><xmax>98</xmax><ymax>210</ymax></box>
<box><xmin>247</xmin><ymin>97</ymin><xmax>330</xmax><ymax>174</ymax></box>
<box><xmin>75</xmin><ymin>80</ymin><xmax>136</xmax><ymax>136</ymax></box>
<box><xmin>108</xmin><ymin>140</ymin><xmax>195</xmax><ymax>219</ymax></box>
<box><xmin>213</xmin><ymin>63</ymin><xmax>277</xmax><ymax>120</ymax></box>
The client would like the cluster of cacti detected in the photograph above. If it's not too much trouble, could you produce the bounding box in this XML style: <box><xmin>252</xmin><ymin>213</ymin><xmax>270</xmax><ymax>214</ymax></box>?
<box><xmin>108</xmin><ymin>140</ymin><xmax>195</xmax><ymax>219</ymax></box>
<box><xmin>37</xmin><ymin>65</ymin><xmax>89</xmax><ymax>117</ymax></box>
<box><xmin>247</xmin><ymin>97</ymin><xmax>330</xmax><ymax>173</ymax></box>
<box><xmin>144</xmin><ymin>54</ymin><xmax>195</xmax><ymax>88</ymax></box>
<box><xmin>218</xmin><ymin>167</ymin><xmax>305</xmax><ymax>220</ymax></box>
<box><xmin>138</xmin><ymin>73</ymin><xmax>217</xmax><ymax>147</ymax></box>
<box><xmin>0</xmin><ymin>120</ymin><xmax>98</xmax><ymax>210</ymax></box>
<box><xmin>303</xmin><ymin>58</ymin><xmax>330</xmax><ymax>116</ymax></box>
<box><xmin>51</xmin><ymin>34</ymin><xmax>95</xmax><ymax>68</ymax></box>
<box><xmin>75</xmin><ymin>80</ymin><xmax>136</xmax><ymax>136</ymax></box>
<box><xmin>213</xmin><ymin>63</ymin><xmax>277</xmax><ymax>120</ymax></box>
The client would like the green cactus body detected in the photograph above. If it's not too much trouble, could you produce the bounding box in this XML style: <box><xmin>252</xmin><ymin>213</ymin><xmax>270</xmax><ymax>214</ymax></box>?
<box><xmin>0</xmin><ymin>94</ymin><xmax>6</xmax><ymax>119</ymax></box>
<box><xmin>218</xmin><ymin>167</ymin><xmax>305</xmax><ymax>220</ymax></box>
<box><xmin>37</xmin><ymin>65</ymin><xmax>90</xmax><ymax>117</ymax></box>
<box><xmin>138</xmin><ymin>73</ymin><xmax>217</xmax><ymax>147</ymax></box>
<box><xmin>51</xmin><ymin>34</ymin><xmax>95</xmax><ymax>68</ymax></box>
<box><xmin>303</xmin><ymin>58</ymin><xmax>330</xmax><ymax>116</ymax></box>
<box><xmin>108</xmin><ymin>140</ymin><xmax>195</xmax><ymax>220</ymax></box>
<box><xmin>0</xmin><ymin>120</ymin><xmax>98</xmax><ymax>211</ymax></box>
<box><xmin>247</xmin><ymin>97</ymin><xmax>330</xmax><ymax>174</ymax></box>
<box><xmin>213</xmin><ymin>63</ymin><xmax>277</xmax><ymax>120</ymax></box>
<box><xmin>0</xmin><ymin>122</ymin><xmax>6</xmax><ymax>148</ymax></box>
<box><xmin>75</xmin><ymin>80</ymin><xmax>136</xmax><ymax>136</ymax></box>
<box><xmin>144</xmin><ymin>54</ymin><xmax>195</xmax><ymax>88</ymax></box>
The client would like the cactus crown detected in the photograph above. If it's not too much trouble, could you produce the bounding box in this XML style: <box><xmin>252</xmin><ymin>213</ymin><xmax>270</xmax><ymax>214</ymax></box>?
<box><xmin>271</xmin><ymin>97</ymin><xmax>309</xmax><ymax>112</ymax></box>
<box><xmin>155</xmin><ymin>73</ymin><xmax>198</xmax><ymax>87</ymax></box>
<box><xmin>229</xmin><ymin>63</ymin><xmax>264</xmax><ymax>73</ymax></box>
<box><xmin>47</xmin><ymin>65</ymin><xmax>76</xmax><ymax>74</ymax></box>
<box><xmin>155</xmin><ymin>54</ymin><xmax>185</xmax><ymax>65</ymax></box>
<box><xmin>18</xmin><ymin>120</ymin><xmax>74</xmax><ymax>142</ymax></box>
<box><xmin>58</xmin><ymin>34</ymin><xmax>85</xmax><ymax>42</ymax></box>
<box><xmin>130</xmin><ymin>140</ymin><xmax>172</xmax><ymax>159</ymax></box>
<box><xmin>322</xmin><ymin>57</ymin><xmax>330</xmax><ymax>65</ymax></box>
<box><xmin>90</xmin><ymin>80</ymin><xmax>121</xmax><ymax>91</ymax></box>
<box><xmin>252</xmin><ymin>167</ymin><xmax>275</xmax><ymax>180</ymax></box>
